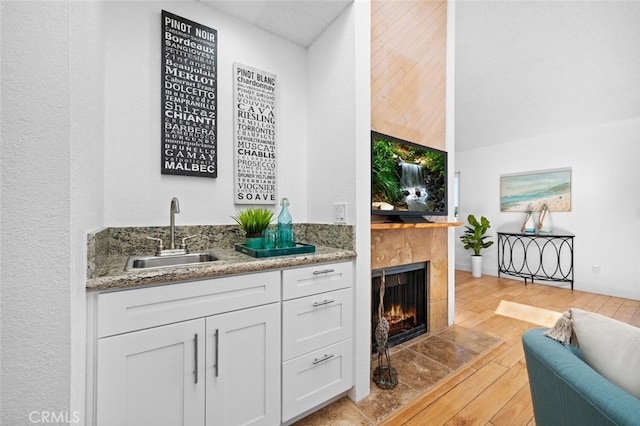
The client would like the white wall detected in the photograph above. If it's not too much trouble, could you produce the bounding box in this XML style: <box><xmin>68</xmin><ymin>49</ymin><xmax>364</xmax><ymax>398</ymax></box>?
<box><xmin>1</xmin><ymin>1</ymin><xmax>104</xmax><ymax>424</ymax></box>
<box><xmin>2</xmin><ymin>2</ymin><xmax>72</xmax><ymax>423</ymax></box>
<box><xmin>103</xmin><ymin>1</ymin><xmax>309</xmax><ymax>226</ymax></box>
<box><xmin>306</xmin><ymin>8</ymin><xmax>356</xmax><ymax>224</ymax></box>
<box><xmin>70</xmin><ymin>1</ymin><xmax>106</xmax><ymax>418</ymax></box>
<box><xmin>351</xmin><ymin>0</ymin><xmax>372</xmax><ymax>401</ymax></box>
<box><xmin>307</xmin><ymin>0</ymin><xmax>371</xmax><ymax>400</ymax></box>
<box><xmin>446</xmin><ymin>0</ymin><xmax>457</xmax><ymax>325</ymax></box>
<box><xmin>455</xmin><ymin>117</ymin><xmax>640</xmax><ymax>299</ymax></box>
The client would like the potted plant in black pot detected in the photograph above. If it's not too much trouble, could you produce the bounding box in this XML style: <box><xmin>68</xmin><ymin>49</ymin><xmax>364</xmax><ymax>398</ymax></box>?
<box><xmin>232</xmin><ymin>207</ymin><xmax>274</xmax><ymax>249</ymax></box>
<box><xmin>460</xmin><ymin>214</ymin><xmax>494</xmax><ymax>277</ymax></box>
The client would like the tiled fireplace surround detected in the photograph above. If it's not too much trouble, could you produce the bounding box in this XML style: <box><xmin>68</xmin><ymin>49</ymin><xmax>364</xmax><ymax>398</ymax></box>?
<box><xmin>371</xmin><ymin>225</ymin><xmax>450</xmax><ymax>335</ymax></box>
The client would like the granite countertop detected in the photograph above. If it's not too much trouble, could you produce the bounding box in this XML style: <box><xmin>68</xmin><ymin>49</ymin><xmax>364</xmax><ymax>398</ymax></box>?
<box><xmin>87</xmin><ymin>245</ymin><xmax>356</xmax><ymax>291</ymax></box>
<box><xmin>86</xmin><ymin>224</ymin><xmax>356</xmax><ymax>291</ymax></box>
<box><xmin>86</xmin><ymin>224</ymin><xmax>357</xmax><ymax>291</ymax></box>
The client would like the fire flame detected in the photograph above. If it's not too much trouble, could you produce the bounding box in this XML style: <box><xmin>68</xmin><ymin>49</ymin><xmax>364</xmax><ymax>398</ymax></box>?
<box><xmin>385</xmin><ymin>304</ymin><xmax>416</xmax><ymax>322</ymax></box>
<box><xmin>375</xmin><ymin>304</ymin><xmax>417</xmax><ymax>335</ymax></box>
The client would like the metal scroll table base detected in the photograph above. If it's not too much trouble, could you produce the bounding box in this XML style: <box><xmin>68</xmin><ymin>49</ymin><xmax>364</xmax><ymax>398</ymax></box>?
<box><xmin>497</xmin><ymin>231</ymin><xmax>574</xmax><ymax>290</ymax></box>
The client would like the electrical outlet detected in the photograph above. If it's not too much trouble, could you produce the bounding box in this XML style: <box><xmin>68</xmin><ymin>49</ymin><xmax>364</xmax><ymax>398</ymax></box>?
<box><xmin>592</xmin><ymin>264</ymin><xmax>600</xmax><ymax>274</ymax></box>
<box><xmin>333</xmin><ymin>203</ymin><xmax>347</xmax><ymax>224</ymax></box>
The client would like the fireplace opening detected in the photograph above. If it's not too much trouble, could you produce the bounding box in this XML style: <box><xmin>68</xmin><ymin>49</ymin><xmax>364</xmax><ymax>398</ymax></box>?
<box><xmin>372</xmin><ymin>262</ymin><xmax>427</xmax><ymax>352</ymax></box>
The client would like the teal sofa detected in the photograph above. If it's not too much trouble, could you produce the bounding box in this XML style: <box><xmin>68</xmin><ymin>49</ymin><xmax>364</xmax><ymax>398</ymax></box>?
<box><xmin>522</xmin><ymin>328</ymin><xmax>640</xmax><ymax>426</ymax></box>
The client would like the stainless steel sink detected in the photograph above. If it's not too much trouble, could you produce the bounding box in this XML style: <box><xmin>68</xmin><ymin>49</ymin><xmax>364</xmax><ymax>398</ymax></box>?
<box><xmin>125</xmin><ymin>252</ymin><xmax>222</xmax><ymax>271</ymax></box>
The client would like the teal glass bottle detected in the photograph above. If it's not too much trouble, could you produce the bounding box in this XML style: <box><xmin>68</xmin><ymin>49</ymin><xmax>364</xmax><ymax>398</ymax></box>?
<box><xmin>277</xmin><ymin>198</ymin><xmax>294</xmax><ymax>248</ymax></box>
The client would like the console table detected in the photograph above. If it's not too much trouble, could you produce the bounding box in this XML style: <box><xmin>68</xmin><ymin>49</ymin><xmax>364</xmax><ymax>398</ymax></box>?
<box><xmin>497</xmin><ymin>229</ymin><xmax>574</xmax><ymax>289</ymax></box>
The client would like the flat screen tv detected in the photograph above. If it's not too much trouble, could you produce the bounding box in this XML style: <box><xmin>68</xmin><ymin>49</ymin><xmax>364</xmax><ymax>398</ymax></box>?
<box><xmin>371</xmin><ymin>131</ymin><xmax>448</xmax><ymax>222</ymax></box>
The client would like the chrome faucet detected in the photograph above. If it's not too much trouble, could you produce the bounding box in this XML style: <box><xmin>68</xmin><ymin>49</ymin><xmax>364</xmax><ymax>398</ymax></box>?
<box><xmin>170</xmin><ymin>197</ymin><xmax>180</xmax><ymax>250</ymax></box>
<box><xmin>146</xmin><ymin>197</ymin><xmax>198</xmax><ymax>256</ymax></box>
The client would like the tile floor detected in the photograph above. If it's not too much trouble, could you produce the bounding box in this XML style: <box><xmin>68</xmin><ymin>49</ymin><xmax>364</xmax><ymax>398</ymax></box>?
<box><xmin>293</xmin><ymin>325</ymin><xmax>501</xmax><ymax>425</ymax></box>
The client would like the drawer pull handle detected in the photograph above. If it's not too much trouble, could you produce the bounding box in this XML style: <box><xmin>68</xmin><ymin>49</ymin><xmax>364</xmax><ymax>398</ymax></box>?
<box><xmin>194</xmin><ymin>333</ymin><xmax>199</xmax><ymax>384</ymax></box>
<box><xmin>312</xmin><ymin>353</ymin><xmax>334</xmax><ymax>365</ymax></box>
<box><xmin>214</xmin><ymin>329</ymin><xmax>219</xmax><ymax>378</ymax></box>
<box><xmin>312</xmin><ymin>299</ymin><xmax>335</xmax><ymax>308</ymax></box>
<box><xmin>312</xmin><ymin>269</ymin><xmax>335</xmax><ymax>275</ymax></box>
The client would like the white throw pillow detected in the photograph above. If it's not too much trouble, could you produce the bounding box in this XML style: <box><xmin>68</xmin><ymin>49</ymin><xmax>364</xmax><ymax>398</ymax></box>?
<box><xmin>571</xmin><ymin>308</ymin><xmax>640</xmax><ymax>399</ymax></box>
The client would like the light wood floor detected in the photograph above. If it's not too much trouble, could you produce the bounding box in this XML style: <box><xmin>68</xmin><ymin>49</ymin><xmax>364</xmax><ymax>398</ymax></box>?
<box><xmin>381</xmin><ymin>270</ymin><xmax>640</xmax><ymax>426</ymax></box>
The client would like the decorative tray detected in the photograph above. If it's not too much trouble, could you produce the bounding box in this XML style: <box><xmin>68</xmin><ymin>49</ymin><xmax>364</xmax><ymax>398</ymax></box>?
<box><xmin>235</xmin><ymin>242</ymin><xmax>316</xmax><ymax>258</ymax></box>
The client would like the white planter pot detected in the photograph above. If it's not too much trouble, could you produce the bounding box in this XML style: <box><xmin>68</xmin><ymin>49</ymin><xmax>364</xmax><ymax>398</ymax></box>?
<box><xmin>471</xmin><ymin>255</ymin><xmax>483</xmax><ymax>278</ymax></box>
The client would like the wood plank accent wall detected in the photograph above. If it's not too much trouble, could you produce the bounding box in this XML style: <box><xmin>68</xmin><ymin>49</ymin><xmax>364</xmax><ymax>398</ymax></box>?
<box><xmin>371</xmin><ymin>0</ymin><xmax>448</xmax><ymax>150</ymax></box>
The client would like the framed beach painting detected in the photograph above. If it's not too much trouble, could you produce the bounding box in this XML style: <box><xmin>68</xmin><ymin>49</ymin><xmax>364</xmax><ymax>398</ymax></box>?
<box><xmin>500</xmin><ymin>168</ymin><xmax>572</xmax><ymax>212</ymax></box>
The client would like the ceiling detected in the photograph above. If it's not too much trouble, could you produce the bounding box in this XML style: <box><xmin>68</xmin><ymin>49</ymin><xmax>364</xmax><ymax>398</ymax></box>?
<box><xmin>455</xmin><ymin>1</ymin><xmax>640</xmax><ymax>152</ymax></box>
<box><xmin>198</xmin><ymin>0</ymin><xmax>353</xmax><ymax>47</ymax></box>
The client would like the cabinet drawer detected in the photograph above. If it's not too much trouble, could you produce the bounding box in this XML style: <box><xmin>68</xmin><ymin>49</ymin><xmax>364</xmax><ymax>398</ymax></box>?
<box><xmin>97</xmin><ymin>271</ymin><xmax>280</xmax><ymax>338</ymax></box>
<box><xmin>282</xmin><ymin>288</ymin><xmax>352</xmax><ymax>360</ymax></box>
<box><xmin>282</xmin><ymin>261</ymin><xmax>352</xmax><ymax>300</ymax></box>
<box><xmin>282</xmin><ymin>339</ymin><xmax>353</xmax><ymax>422</ymax></box>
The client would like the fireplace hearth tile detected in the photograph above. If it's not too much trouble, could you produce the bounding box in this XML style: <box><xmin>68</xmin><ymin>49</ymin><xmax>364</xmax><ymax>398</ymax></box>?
<box><xmin>355</xmin><ymin>380</ymin><xmax>419</xmax><ymax>424</ymax></box>
<box><xmin>409</xmin><ymin>335</ymin><xmax>478</xmax><ymax>370</ymax></box>
<box><xmin>435</xmin><ymin>325</ymin><xmax>501</xmax><ymax>354</ymax></box>
<box><xmin>385</xmin><ymin>347</ymin><xmax>452</xmax><ymax>390</ymax></box>
<box><xmin>292</xmin><ymin>395</ymin><xmax>373</xmax><ymax>425</ymax></box>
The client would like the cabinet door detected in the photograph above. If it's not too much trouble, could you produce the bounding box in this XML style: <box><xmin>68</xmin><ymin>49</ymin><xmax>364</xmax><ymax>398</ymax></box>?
<box><xmin>206</xmin><ymin>303</ymin><xmax>280</xmax><ymax>426</ymax></box>
<box><xmin>97</xmin><ymin>319</ymin><xmax>205</xmax><ymax>426</ymax></box>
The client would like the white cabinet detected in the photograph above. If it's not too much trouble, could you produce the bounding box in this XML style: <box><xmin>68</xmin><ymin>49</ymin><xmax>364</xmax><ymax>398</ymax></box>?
<box><xmin>89</xmin><ymin>261</ymin><xmax>354</xmax><ymax>426</ymax></box>
<box><xmin>281</xmin><ymin>262</ymin><xmax>354</xmax><ymax>422</ymax></box>
<box><xmin>92</xmin><ymin>271</ymin><xmax>280</xmax><ymax>426</ymax></box>
<box><xmin>206</xmin><ymin>303</ymin><xmax>280</xmax><ymax>426</ymax></box>
<box><xmin>97</xmin><ymin>319</ymin><xmax>205</xmax><ymax>426</ymax></box>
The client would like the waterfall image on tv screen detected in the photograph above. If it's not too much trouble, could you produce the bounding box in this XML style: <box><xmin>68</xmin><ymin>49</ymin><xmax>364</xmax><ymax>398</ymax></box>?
<box><xmin>372</xmin><ymin>131</ymin><xmax>447</xmax><ymax>216</ymax></box>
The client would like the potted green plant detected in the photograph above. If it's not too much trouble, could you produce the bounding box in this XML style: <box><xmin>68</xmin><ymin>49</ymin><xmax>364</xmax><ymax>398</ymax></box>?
<box><xmin>460</xmin><ymin>214</ymin><xmax>494</xmax><ymax>277</ymax></box>
<box><xmin>232</xmin><ymin>207</ymin><xmax>274</xmax><ymax>249</ymax></box>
